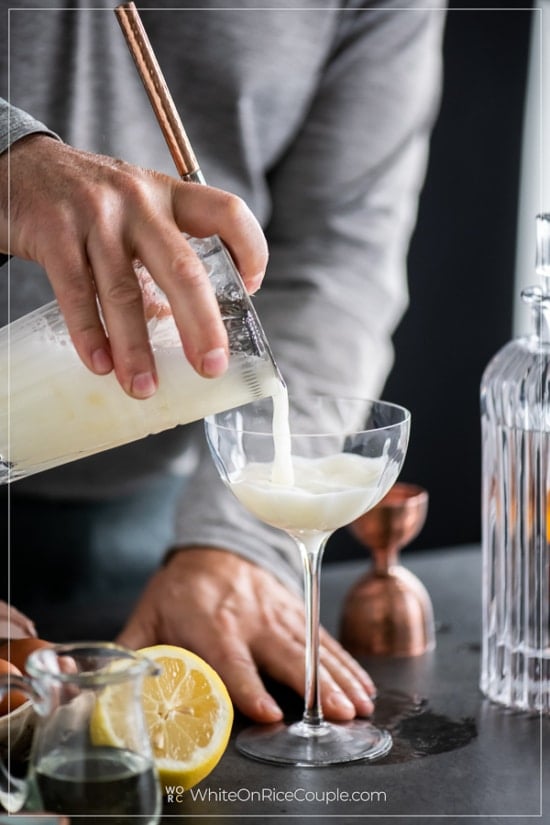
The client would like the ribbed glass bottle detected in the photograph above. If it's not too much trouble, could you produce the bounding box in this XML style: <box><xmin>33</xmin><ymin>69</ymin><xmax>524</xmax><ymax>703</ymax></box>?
<box><xmin>480</xmin><ymin>214</ymin><xmax>550</xmax><ymax>714</ymax></box>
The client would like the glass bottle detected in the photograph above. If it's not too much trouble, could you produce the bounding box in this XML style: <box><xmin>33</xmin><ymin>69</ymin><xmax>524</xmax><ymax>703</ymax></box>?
<box><xmin>480</xmin><ymin>213</ymin><xmax>550</xmax><ymax>714</ymax></box>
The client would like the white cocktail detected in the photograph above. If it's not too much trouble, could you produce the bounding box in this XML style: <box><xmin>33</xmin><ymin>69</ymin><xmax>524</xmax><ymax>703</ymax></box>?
<box><xmin>1</xmin><ymin>233</ymin><xmax>283</xmax><ymax>482</ymax></box>
<box><xmin>231</xmin><ymin>453</ymin><xmax>389</xmax><ymax>535</ymax></box>
<box><xmin>0</xmin><ymin>300</ymin><xmax>281</xmax><ymax>482</ymax></box>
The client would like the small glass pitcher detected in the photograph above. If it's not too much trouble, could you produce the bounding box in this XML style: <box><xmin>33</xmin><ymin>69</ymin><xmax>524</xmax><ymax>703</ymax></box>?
<box><xmin>0</xmin><ymin>642</ymin><xmax>161</xmax><ymax>823</ymax></box>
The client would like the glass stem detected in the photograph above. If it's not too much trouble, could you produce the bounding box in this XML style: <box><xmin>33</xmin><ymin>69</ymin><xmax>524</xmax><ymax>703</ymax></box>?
<box><xmin>297</xmin><ymin>535</ymin><xmax>329</xmax><ymax>729</ymax></box>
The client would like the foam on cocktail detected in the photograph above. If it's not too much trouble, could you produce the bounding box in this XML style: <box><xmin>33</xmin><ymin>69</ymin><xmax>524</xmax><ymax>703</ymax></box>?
<box><xmin>231</xmin><ymin>452</ymin><xmax>391</xmax><ymax>536</ymax></box>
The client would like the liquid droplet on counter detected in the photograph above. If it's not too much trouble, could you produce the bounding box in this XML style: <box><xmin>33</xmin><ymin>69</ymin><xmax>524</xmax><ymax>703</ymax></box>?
<box><xmin>372</xmin><ymin>690</ymin><xmax>477</xmax><ymax>764</ymax></box>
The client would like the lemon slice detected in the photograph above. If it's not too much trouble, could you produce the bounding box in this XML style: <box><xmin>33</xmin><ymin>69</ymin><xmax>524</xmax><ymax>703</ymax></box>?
<box><xmin>90</xmin><ymin>644</ymin><xmax>233</xmax><ymax>791</ymax></box>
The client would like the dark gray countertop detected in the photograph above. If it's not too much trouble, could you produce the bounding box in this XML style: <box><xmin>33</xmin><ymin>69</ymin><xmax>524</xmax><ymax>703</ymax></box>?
<box><xmin>34</xmin><ymin>544</ymin><xmax>550</xmax><ymax>824</ymax></box>
<box><xmin>160</xmin><ymin>545</ymin><xmax>549</xmax><ymax>824</ymax></box>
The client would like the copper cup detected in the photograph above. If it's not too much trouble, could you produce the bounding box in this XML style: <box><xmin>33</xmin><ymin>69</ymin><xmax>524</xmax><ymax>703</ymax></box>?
<box><xmin>339</xmin><ymin>483</ymin><xmax>435</xmax><ymax>657</ymax></box>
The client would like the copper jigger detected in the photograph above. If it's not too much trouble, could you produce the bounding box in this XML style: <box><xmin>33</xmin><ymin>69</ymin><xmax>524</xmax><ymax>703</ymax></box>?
<box><xmin>339</xmin><ymin>483</ymin><xmax>435</xmax><ymax>657</ymax></box>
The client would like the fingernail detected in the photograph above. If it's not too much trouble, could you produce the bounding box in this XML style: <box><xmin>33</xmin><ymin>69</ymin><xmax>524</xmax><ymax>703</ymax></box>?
<box><xmin>328</xmin><ymin>691</ymin><xmax>355</xmax><ymax>714</ymax></box>
<box><xmin>358</xmin><ymin>674</ymin><xmax>377</xmax><ymax>697</ymax></box>
<box><xmin>91</xmin><ymin>348</ymin><xmax>113</xmax><ymax>374</ymax></box>
<box><xmin>258</xmin><ymin>697</ymin><xmax>283</xmax><ymax>719</ymax></box>
<box><xmin>353</xmin><ymin>691</ymin><xmax>375</xmax><ymax>716</ymax></box>
<box><xmin>248</xmin><ymin>273</ymin><xmax>264</xmax><ymax>294</ymax></box>
<box><xmin>131</xmin><ymin>371</ymin><xmax>157</xmax><ymax>398</ymax></box>
<box><xmin>202</xmin><ymin>347</ymin><xmax>228</xmax><ymax>378</ymax></box>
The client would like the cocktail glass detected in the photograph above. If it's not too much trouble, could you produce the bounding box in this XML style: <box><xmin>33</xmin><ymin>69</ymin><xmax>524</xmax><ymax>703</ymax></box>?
<box><xmin>205</xmin><ymin>394</ymin><xmax>410</xmax><ymax>766</ymax></box>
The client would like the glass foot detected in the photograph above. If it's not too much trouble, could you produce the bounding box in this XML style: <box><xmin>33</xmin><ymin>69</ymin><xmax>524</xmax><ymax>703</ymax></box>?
<box><xmin>235</xmin><ymin>719</ymin><xmax>392</xmax><ymax>766</ymax></box>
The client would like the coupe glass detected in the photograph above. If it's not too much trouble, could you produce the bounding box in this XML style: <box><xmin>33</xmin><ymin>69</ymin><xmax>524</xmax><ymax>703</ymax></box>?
<box><xmin>205</xmin><ymin>394</ymin><xmax>410</xmax><ymax>766</ymax></box>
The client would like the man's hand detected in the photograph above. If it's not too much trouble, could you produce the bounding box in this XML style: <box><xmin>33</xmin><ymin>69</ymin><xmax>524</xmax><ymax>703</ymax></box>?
<box><xmin>116</xmin><ymin>548</ymin><xmax>376</xmax><ymax>723</ymax></box>
<box><xmin>0</xmin><ymin>135</ymin><xmax>268</xmax><ymax>397</ymax></box>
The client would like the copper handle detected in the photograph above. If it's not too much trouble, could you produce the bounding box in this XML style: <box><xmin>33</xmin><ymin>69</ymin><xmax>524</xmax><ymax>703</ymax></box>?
<box><xmin>115</xmin><ymin>2</ymin><xmax>200</xmax><ymax>179</ymax></box>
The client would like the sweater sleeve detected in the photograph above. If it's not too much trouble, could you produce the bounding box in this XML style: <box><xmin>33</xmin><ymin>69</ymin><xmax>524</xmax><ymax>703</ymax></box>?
<box><xmin>0</xmin><ymin>98</ymin><xmax>60</xmax><ymax>266</ymax></box>
<box><xmin>0</xmin><ymin>98</ymin><xmax>59</xmax><ymax>154</ymax></box>
<box><xmin>173</xmin><ymin>2</ymin><xmax>446</xmax><ymax>588</ymax></box>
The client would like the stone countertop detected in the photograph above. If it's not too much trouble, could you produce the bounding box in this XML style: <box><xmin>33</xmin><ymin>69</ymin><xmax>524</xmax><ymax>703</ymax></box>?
<box><xmin>32</xmin><ymin>544</ymin><xmax>550</xmax><ymax>824</ymax></box>
<box><xmin>163</xmin><ymin>545</ymin><xmax>549</xmax><ymax>824</ymax></box>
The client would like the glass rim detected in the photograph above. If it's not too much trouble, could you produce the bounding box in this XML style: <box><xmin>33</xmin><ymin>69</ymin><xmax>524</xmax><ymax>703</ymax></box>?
<box><xmin>206</xmin><ymin>396</ymin><xmax>411</xmax><ymax>438</ymax></box>
<box><xmin>25</xmin><ymin>641</ymin><xmax>159</xmax><ymax>686</ymax></box>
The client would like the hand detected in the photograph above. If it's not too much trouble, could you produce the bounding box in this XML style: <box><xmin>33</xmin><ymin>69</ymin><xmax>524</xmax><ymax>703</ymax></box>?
<box><xmin>0</xmin><ymin>135</ymin><xmax>268</xmax><ymax>398</ymax></box>
<box><xmin>0</xmin><ymin>600</ymin><xmax>37</xmax><ymax>641</ymax></box>
<box><xmin>116</xmin><ymin>548</ymin><xmax>376</xmax><ymax>723</ymax></box>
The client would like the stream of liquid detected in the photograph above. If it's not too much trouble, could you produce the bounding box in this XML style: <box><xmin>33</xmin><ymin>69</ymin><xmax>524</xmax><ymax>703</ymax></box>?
<box><xmin>270</xmin><ymin>382</ymin><xmax>293</xmax><ymax>485</ymax></box>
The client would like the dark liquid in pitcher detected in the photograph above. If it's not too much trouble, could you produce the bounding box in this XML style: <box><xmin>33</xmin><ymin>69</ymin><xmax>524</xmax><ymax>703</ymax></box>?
<box><xmin>35</xmin><ymin>745</ymin><xmax>160</xmax><ymax>825</ymax></box>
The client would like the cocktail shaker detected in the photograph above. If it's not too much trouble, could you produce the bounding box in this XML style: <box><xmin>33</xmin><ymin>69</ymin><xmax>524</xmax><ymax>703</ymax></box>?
<box><xmin>480</xmin><ymin>213</ymin><xmax>550</xmax><ymax>714</ymax></box>
<box><xmin>0</xmin><ymin>240</ymin><xmax>281</xmax><ymax>483</ymax></box>
<box><xmin>0</xmin><ymin>2</ymin><xmax>283</xmax><ymax>483</ymax></box>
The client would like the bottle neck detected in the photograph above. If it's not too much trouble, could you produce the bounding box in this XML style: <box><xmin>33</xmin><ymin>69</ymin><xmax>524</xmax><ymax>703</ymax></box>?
<box><xmin>521</xmin><ymin>286</ymin><xmax>550</xmax><ymax>345</ymax></box>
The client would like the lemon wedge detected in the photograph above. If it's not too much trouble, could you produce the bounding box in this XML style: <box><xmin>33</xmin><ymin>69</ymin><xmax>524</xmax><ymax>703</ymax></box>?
<box><xmin>90</xmin><ymin>644</ymin><xmax>233</xmax><ymax>791</ymax></box>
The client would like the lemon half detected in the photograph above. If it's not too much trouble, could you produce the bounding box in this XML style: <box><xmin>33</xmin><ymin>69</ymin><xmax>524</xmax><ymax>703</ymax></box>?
<box><xmin>90</xmin><ymin>644</ymin><xmax>234</xmax><ymax>791</ymax></box>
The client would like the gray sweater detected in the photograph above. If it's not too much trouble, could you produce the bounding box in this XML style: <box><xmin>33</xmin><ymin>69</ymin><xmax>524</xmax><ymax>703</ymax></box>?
<box><xmin>0</xmin><ymin>0</ymin><xmax>445</xmax><ymax>588</ymax></box>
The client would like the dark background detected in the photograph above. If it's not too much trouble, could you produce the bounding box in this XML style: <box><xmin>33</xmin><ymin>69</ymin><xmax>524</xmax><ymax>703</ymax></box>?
<box><xmin>326</xmin><ymin>1</ymin><xmax>534</xmax><ymax>562</ymax></box>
